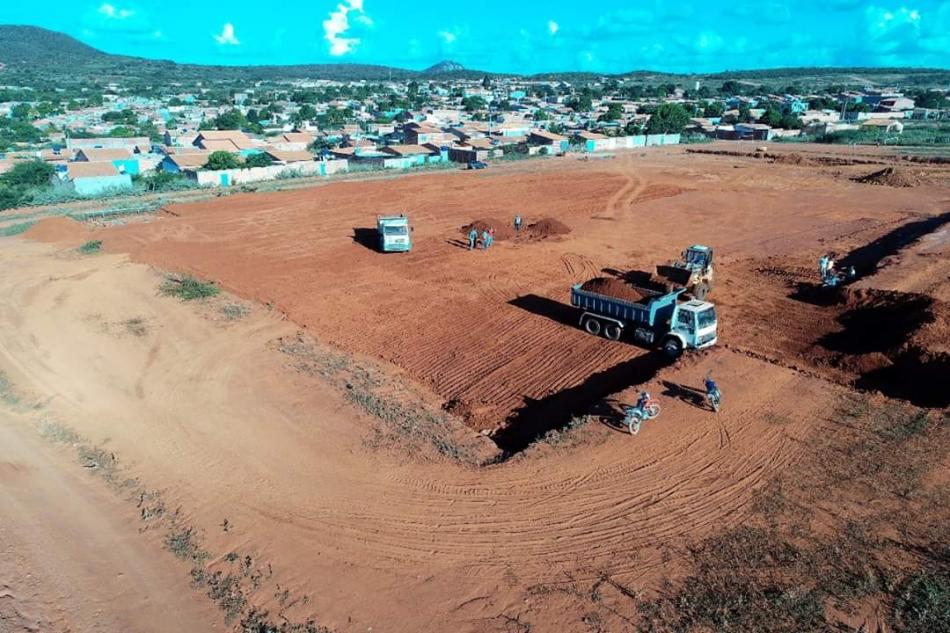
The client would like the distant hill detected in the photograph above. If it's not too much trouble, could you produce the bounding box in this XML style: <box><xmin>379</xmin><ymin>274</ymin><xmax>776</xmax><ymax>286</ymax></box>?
<box><xmin>425</xmin><ymin>60</ymin><xmax>466</xmax><ymax>74</ymax></box>
<box><xmin>0</xmin><ymin>25</ymin><xmax>108</xmax><ymax>65</ymax></box>
<box><xmin>0</xmin><ymin>25</ymin><xmax>946</xmax><ymax>89</ymax></box>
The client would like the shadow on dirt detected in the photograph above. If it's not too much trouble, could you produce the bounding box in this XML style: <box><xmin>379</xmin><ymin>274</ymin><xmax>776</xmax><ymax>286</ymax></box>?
<box><xmin>351</xmin><ymin>227</ymin><xmax>379</xmax><ymax>251</ymax></box>
<box><xmin>493</xmin><ymin>352</ymin><xmax>672</xmax><ymax>454</ymax></box>
<box><xmin>838</xmin><ymin>212</ymin><xmax>950</xmax><ymax>276</ymax></box>
<box><xmin>661</xmin><ymin>380</ymin><xmax>708</xmax><ymax>410</ymax></box>
<box><xmin>508</xmin><ymin>294</ymin><xmax>579</xmax><ymax>329</ymax></box>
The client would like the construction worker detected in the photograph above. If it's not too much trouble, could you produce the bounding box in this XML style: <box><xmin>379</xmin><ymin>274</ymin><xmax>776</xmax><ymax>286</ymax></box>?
<box><xmin>818</xmin><ymin>254</ymin><xmax>830</xmax><ymax>279</ymax></box>
<box><xmin>704</xmin><ymin>371</ymin><xmax>721</xmax><ymax>411</ymax></box>
<box><xmin>514</xmin><ymin>214</ymin><xmax>523</xmax><ymax>232</ymax></box>
<box><xmin>468</xmin><ymin>227</ymin><xmax>478</xmax><ymax>250</ymax></box>
<box><xmin>481</xmin><ymin>228</ymin><xmax>491</xmax><ymax>250</ymax></box>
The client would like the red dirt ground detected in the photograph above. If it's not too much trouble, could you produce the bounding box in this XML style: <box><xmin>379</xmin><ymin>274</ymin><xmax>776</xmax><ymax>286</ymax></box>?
<box><xmin>7</xmin><ymin>144</ymin><xmax>950</xmax><ymax>631</ymax></box>
<box><xmin>34</xmin><ymin>145</ymin><xmax>944</xmax><ymax>430</ymax></box>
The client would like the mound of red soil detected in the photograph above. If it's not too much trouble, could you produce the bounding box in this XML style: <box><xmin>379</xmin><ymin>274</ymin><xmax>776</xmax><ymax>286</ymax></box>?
<box><xmin>579</xmin><ymin>277</ymin><xmax>651</xmax><ymax>303</ymax></box>
<box><xmin>773</xmin><ymin>152</ymin><xmax>813</xmax><ymax>166</ymax></box>
<box><xmin>460</xmin><ymin>219</ymin><xmax>516</xmax><ymax>241</ymax></box>
<box><xmin>852</xmin><ymin>167</ymin><xmax>922</xmax><ymax>188</ymax></box>
<box><xmin>23</xmin><ymin>216</ymin><xmax>89</xmax><ymax>245</ymax></box>
<box><xmin>521</xmin><ymin>218</ymin><xmax>571</xmax><ymax>240</ymax></box>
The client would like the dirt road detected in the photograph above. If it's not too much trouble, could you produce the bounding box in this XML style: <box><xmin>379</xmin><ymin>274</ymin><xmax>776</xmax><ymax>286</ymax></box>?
<box><xmin>0</xmin><ymin>411</ymin><xmax>220</xmax><ymax>633</ymax></box>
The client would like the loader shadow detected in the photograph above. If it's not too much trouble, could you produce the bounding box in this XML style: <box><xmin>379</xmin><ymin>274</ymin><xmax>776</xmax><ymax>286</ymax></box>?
<box><xmin>508</xmin><ymin>294</ymin><xmax>579</xmax><ymax>329</ymax></box>
<box><xmin>660</xmin><ymin>380</ymin><xmax>707</xmax><ymax>410</ymax></box>
<box><xmin>493</xmin><ymin>352</ymin><xmax>673</xmax><ymax>454</ymax></box>
<box><xmin>352</xmin><ymin>227</ymin><xmax>379</xmax><ymax>251</ymax></box>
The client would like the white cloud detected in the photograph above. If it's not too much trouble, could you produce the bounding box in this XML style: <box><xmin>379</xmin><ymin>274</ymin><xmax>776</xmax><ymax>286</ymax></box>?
<box><xmin>98</xmin><ymin>3</ymin><xmax>134</xmax><ymax>19</ymax></box>
<box><xmin>323</xmin><ymin>0</ymin><xmax>369</xmax><ymax>56</ymax></box>
<box><xmin>548</xmin><ymin>20</ymin><xmax>559</xmax><ymax>35</ymax></box>
<box><xmin>214</xmin><ymin>23</ymin><xmax>240</xmax><ymax>45</ymax></box>
<box><xmin>438</xmin><ymin>29</ymin><xmax>457</xmax><ymax>44</ymax></box>
<box><xmin>152</xmin><ymin>30</ymin><xmax>163</xmax><ymax>39</ymax></box>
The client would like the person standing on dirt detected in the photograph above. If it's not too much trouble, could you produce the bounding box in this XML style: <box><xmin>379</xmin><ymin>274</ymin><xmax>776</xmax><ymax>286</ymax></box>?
<box><xmin>468</xmin><ymin>227</ymin><xmax>478</xmax><ymax>250</ymax></box>
<box><xmin>481</xmin><ymin>228</ymin><xmax>492</xmax><ymax>250</ymax></box>
<box><xmin>514</xmin><ymin>215</ymin><xmax>522</xmax><ymax>233</ymax></box>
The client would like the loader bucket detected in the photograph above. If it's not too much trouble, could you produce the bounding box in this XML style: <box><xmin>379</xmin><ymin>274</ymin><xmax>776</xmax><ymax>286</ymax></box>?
<box><xmin>655</xmin><ymin>264</ymin><xmax>693</xmax><ymax>287</ymax></box>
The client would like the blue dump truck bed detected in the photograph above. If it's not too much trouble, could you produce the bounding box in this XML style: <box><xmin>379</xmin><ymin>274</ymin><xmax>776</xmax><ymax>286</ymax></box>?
<box><xmin>570</xmin><ymin>283</ymin><xmax>685</xmax><ymax>328</ymax></box>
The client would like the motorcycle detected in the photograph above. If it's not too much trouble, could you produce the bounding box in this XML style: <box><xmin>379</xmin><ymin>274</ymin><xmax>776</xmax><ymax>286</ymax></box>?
<box><xmin>622</xmin><ymin>397</ymin><xmax>661</xmax><ymax>435</ymax></box>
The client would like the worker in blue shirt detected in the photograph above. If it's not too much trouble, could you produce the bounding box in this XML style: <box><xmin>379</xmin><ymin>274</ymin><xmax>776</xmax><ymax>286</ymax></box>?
<box><xmin>468</xmin><ymin>227</ymin><xmax>478</xmax><ymax>250</ymax></box>
<box><xmin>482</xmin><ymin>228</ymin><xmax>492</xmax><ymax>250</ymax></box>
<box><xmin>514</xmin><ymin>214</ymin><xmax>523</xmax><ymax>232</ymax></box>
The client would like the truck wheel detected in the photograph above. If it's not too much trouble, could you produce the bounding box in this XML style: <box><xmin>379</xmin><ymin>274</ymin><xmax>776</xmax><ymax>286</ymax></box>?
<box><xmin>583</xmin><ymin>317</ymin><xmax>602</xmax><ymax>336</ymax></box>
<box><xmin>662</xmin><ymin>337</ymin><xmax>683</xmax><ymax>359</ymax></box>
<box><xmin>693</xmin><ymin>283</ymin><xmax>709</xmax><ymax>300</ymax></box>
<box><xmin>604</xmin><ymin>323</ymin><xmax>622</xmax><ymax>341</ymax></box>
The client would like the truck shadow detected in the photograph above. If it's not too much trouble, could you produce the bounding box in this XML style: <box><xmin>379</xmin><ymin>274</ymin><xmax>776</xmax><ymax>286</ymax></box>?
<box><xmin>492</xmin><ymin>352</ymin><xmax>673</xmax><ymax>455</ymax></box>
<box><xmin>508</xmin><ymin>294</ymin><xmax>578</xmax><ymax>328</ymax></box>
<box><xmin>351</xmin><ymin>227</ymin><xmax>379</xmax><ymax>251</ymax></box>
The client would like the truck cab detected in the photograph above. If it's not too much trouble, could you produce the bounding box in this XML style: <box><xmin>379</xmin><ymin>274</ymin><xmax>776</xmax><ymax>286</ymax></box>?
<box><xmin>663</xmin><ymin>300</ymin><xmax>718</xmax><ymax>357</ymax></box>
<box><xmin>376</xmin><ymin>214</ymin><xmax>412</xmax><ymax>253</ymax></box>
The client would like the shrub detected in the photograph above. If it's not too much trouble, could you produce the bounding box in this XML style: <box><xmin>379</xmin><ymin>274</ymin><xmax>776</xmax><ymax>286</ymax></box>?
<box><xmin>243</xmin><ymin>153</ymin><xmax>273</xmax><ymax>168</ymax></box>
<box><xmin>78</xmin><ymin>239</ymin><xmax>102</xmax><ymax>254</ymax></box>
<box><xmin>205</xmin><ymin>151</ymin><xmax>241</xmax><ymax>170</ymax></box>
<box><xmin>893</xmin><ymin>570</ymin><xmax>950</xmax><ymax>633</ymax></box>
<box><xmin>160</xmin><ymin>274</ymin><xmax>220</xmax><ymax>300</ymax></box>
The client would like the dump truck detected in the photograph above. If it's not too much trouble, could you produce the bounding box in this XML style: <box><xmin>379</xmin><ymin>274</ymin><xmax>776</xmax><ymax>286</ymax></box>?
<box><xmin>655</xmin><ymin>244</ymin><xmax>714</xmax><ymax>300</ymax></box>
<box><xmin>571</xmin><ymin>281</ymin><xmax>718</xmax><ymax>358</ymax></box>
<box><xmin>376</xmin><ymin>214</ymin><xmax>412</xmax><ymax>253</ymax></box>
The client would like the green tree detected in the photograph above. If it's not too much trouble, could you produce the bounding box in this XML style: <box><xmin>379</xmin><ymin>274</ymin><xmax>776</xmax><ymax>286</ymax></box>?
<box><xmin>533</xmin><ymin>109</ymin><xmax>550</xmax><ymax>121</ymax></box>
<box><xmin>568</xmin><ymin>94</ymin><xmax>593</xmax><ymax>112</ymax></box>
<box><xmin>481</xmin><ymin>75</ymin><xmax>492</xmax><ymax>90</ymax></box>
<box><xmin>703</xmin><ymin>101</ymin><xmax>725</xmax><ymax>117</ymax></box>
<box><xmin>11</xmin><ymin>103</ymin><xmax>32</xmax><ymax>120</ymax></box>
<box><xmin>624</xmin><ymin>121</ymin><xmax>644</xmax><ymax>135</ymax></box>
<box><xmin>243</xmin><ymin>153</ymin><xmax>273</xmax><ymax>168</ymax></box>
<box><xmin>462</xmin><ymin>96</ymin><xmax>487</xmax><ymax>112</ymax></box>
<box><xmin>780</xmin><ymin>112</ymin><xmax>803</xmax><ymax>129</ymax></box>
<box><xmin>213</xmin><ymin>109</ymin><xmax>247</xmax><ymax>130</ymax></box>
<box><xmin>598</xmin><ymin>102</ymin><xmax>624</xmax><ymax>122</ymax></box>
<box><xmin>0</xmin><ymin>185</ymin><xmax>22</xmax><ymax>211</ymax></box>
<box><xmin>758</xmin><ymin>106</ymin><xmax>784</xmax><ymax>127</ymax></box>
<box><xmin>645</xmin><ymin>103</ymin><xmax>690</xmax><ymax>134</ymax></box>
<box><xmin>204</xmin><ymin>151</ymin><xmax>241</xmax><ymax>170</ymax></box>
<box><xmin>0</xmin><ymin>160</ymin><xmax>55</xmax><ymax>188</ymax></box>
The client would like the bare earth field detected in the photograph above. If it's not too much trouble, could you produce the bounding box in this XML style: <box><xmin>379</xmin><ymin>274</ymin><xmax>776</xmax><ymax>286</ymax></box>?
<box><xmin>2</xmin><ymin>144</ymin><xmax>948</xmax><ymax>632</ymax></box>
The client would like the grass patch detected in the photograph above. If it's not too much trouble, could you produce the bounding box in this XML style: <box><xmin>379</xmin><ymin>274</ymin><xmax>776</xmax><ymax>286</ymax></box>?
<box><xmin>0</xmin><ymin>371</ymin><xmax>21</xmax><ymax>406</ymax></box>
<box><xmin>160</xmin><ymin>274</ymin><xmax>220</xmax><ymax>301</ymax></box>
<box><xmin>893</xmin><ymin>570</ymin><xmax>950</xmax><ymax>633</ymax></box>
<box><xmin>636</xmin><ymin>396</ymin><xmax>949</xmax><ymax>632</ymax></box>
<box><xmin>0</xmin><ymin>220</ymin><xmax>35</xmax><ymax>236</ymax></box>
<box><xmin>123</xmin><ymin>317</ymin><xmax>148</xmax><ymax>337</ymax></box>
<box><xmin>221</xmin><ymin>302</ymin><xmax>250</xmax><ymax>321</ymax></box>
<box><xmin>78</xmin><ymin>239</ymin><xmax>102</xmax><ymax>254</ymax></box>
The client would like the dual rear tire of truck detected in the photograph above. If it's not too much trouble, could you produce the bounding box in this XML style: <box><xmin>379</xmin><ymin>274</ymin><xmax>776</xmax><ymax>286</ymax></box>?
<box><xmin>581</xmin><ymin>316</ymin><xmax>622</xmax><ymax>341</ymax></box>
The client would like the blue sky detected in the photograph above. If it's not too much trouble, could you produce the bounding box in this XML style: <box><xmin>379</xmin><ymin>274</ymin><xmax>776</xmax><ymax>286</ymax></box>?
<box><xmin>2</xmin><ymin>1</ymin><xmax>948</xmax><ymax>73</ymax></box>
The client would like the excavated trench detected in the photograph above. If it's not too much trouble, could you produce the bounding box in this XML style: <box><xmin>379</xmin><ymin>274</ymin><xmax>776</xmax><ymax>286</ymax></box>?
<box><xmin>816</xmin><ymin>289</ymin><xmax>948</xmax><ymax>408</ymax></box>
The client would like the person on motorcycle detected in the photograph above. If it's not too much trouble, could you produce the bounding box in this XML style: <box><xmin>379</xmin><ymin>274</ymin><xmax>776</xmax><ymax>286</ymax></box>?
<box><xmin>635</xmin><ymin>391</ymin><xmax>651</xmax><ymax>413</ymax></box>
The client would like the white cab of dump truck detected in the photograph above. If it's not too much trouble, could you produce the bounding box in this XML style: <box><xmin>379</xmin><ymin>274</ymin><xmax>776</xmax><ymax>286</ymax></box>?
<box><xmin>670</xmin><ymin>300</ymin><xmax>718</xmax><ymax>351</ymax></box>
<box><xmin>376</xmin><ymin>214</ymin><xmax>412</xmax><ymax>253</ymax></box>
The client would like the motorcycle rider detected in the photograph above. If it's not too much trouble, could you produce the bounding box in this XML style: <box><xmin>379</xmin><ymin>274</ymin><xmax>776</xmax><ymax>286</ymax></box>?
<box><xmin>635</xmin><ymin>391</ymin><xmax>651</xmax><ymax>414</ymax></box>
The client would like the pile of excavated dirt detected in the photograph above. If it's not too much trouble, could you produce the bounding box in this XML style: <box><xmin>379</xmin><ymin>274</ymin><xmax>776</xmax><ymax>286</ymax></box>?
<box><xmin>852</xmin><ymin>167</ymin><xmax>922</xmax><ymax>188</ymax></box>
<box><xmin>460</xmin><ymin>218</ymin><xmax>516</xmax><ymax>241</ymax></box>
<box><xmin>772</xmin><ymin>152</ymin><xmax>814</xmax><ymax>166</ymax></box>
<box><xmin>23</xmin><ymin>216</ymin><xmax>89</xmax><ymax>246</ymax></box>
<box><xmin>580</xmin><ymin>277</ymin><xmax>651</xmax><ymax>303</ymax></box>
<box><xmin>521</xmin><ymin>218</ymin><xmax>571</xmax><ymax>240</ymax></box>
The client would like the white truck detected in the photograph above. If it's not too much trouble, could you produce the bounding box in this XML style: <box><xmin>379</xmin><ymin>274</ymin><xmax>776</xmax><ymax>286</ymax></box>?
<box><xmin>376</xmin><ymin>214</ymin><xmax>412</xmax><ymax>253</ymax></box>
